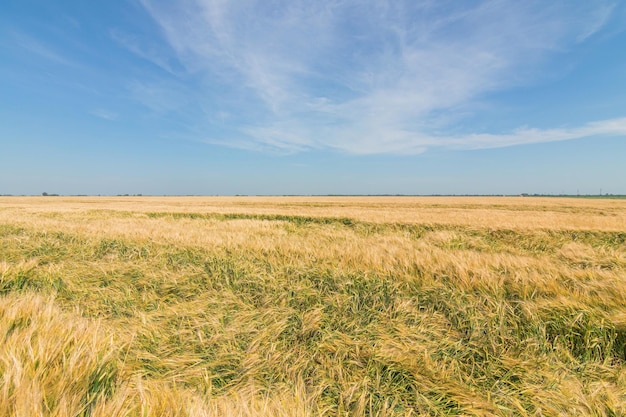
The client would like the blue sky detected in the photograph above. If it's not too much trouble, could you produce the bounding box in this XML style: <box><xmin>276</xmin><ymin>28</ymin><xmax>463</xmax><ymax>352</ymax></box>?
<box><xmin>1</xmin><ymin>0</ymin><xmax>625</xmax><ymax>195</ymax></box>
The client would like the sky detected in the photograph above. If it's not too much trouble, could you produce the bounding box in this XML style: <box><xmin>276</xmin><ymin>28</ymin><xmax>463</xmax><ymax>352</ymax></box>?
<box><xmin>1</xmin><ymin>0</ymin><xmax>626</xmax><ymax>196</ymax></box>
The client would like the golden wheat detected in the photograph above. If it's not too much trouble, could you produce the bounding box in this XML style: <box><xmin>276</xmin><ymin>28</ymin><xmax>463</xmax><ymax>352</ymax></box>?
<box><xmin>1</xmin><ymin>196</ymin><xmax>625</xmax><ymax>230</ymax></box>
<box><xmin>0</xmin><ymin>196</ymin><xmax>625</xmax><ymax>416</ymax></box>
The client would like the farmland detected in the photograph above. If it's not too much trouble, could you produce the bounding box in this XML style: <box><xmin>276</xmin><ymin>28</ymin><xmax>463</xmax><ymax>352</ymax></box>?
<box><xmin>1</xmin><ymin>196</ymin><xmax>625</xmax><ymax>416</ymax></box>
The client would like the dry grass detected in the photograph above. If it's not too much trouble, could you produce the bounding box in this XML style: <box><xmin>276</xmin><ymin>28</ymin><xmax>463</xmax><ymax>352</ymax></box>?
<box><xmin>1</xmin><ymin>196</ymin><xmax>625</xmax><ymax>416</ymax></box>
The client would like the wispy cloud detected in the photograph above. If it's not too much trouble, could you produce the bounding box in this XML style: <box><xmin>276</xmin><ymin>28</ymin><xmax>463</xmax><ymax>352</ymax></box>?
<box><xmin>575</xmin><ymin>3</ymin><xmax>616</xmax><ymax>42</ymax></box>
<box><xmin>110</xmin><ymin>28</ymin><xmax>182</xmax><ymax>75</ymax></box>
<box><xmin>128</xmin><ymin>80</ymin><xmax>191</xmax><ymax>113</ymax></box>
<box><xmin>10</xmin><ymin>31</ymin><xmax>72</xmax><ymax>66</ymax></box>
<box><xmin>138</xmin><ymin>0</ymin><xmax>624</xmax><ymax>154</ymax></box>
<box><xmin>441</xmin><ymin>118</ymin><xmax>626</xmax><ymax>151</ymax></box>
<box><xmin>89</xmin><ymin>109</ymin><xmax>118</xmax><ymax>121</ymax></box>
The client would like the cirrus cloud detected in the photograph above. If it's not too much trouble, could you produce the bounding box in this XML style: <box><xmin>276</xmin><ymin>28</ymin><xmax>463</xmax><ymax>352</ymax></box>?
<box><xmin>134</xmin><ymin>0</ymin><xmax>625</xmax><ymax>154</ymax></box>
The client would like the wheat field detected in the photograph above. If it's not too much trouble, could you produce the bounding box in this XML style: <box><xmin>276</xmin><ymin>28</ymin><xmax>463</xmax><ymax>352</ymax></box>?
<box><xmin>1</xmin><ymin>196</ymin><xmax>625</xmax><ymax>416</ymax></box>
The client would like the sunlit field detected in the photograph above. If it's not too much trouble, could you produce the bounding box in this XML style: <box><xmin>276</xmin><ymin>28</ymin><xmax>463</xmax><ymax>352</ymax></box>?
<box><xmin>1</xmin><ymin>196</ymin><xmax>625</xmax><ymax>416</ymax></box>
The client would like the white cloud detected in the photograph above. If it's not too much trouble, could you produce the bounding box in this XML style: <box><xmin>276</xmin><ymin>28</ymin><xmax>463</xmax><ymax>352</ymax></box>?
<box><xmin>137</xmin><ymin>0</ymin><xmax>624</xmax><ymax>154</ymax></box>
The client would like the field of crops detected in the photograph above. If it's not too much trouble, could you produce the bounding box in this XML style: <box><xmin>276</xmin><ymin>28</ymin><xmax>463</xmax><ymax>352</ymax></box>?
<box><xmin>1</xmin><ymin>196</ymin><xmax>625</xmax><ymax>416</ymax></box>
